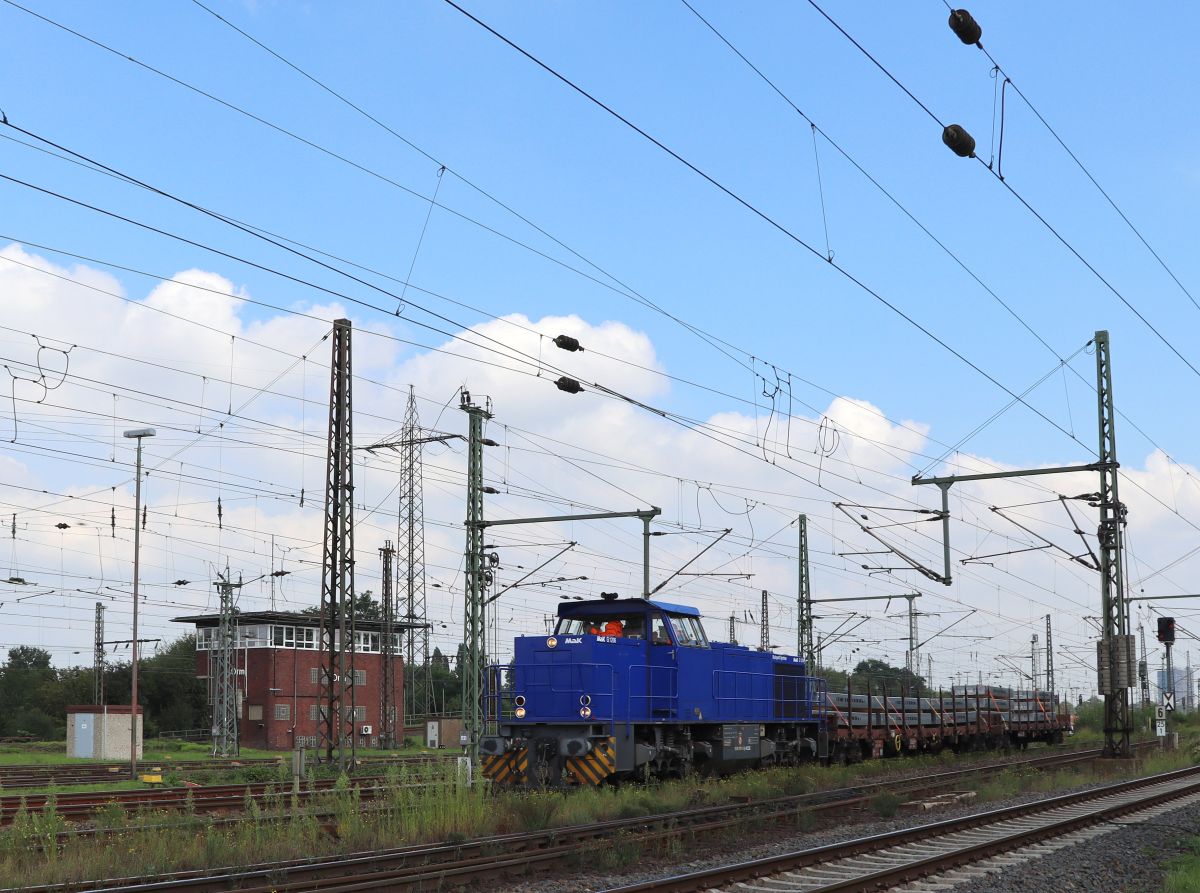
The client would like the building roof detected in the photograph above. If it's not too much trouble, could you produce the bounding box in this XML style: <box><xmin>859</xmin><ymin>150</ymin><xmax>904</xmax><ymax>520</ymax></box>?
<box><xmin>171</xmin><ymin>610</ymin><xmax>429</xmax><ymax>633</ymax></box>
<box><xmin>66</xmin><ymin>704</ymin><xmax>143</xmax><ymax>714</ymax></box>
<box><xmin>556</xmin><ymin>598</ymin><xmax>701</xmax><ymax>618</ymax></box>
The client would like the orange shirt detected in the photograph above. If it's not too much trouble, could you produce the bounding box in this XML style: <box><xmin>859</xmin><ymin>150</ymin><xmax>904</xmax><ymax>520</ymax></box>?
<box><xmin>603</xmin><ymin>620</ymin><xmax>624</xmax><ymax>637</ymax></box>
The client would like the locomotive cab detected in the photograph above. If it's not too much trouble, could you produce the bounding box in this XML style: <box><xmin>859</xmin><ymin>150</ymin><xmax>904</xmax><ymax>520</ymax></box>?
<box><xmin>480</xmin><ymin>593</ymin><xmax>825</xmax><ymax>786</ymax></box>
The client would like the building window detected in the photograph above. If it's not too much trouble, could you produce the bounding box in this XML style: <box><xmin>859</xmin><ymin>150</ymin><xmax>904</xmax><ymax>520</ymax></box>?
<box><xmin>353</xmin><ymin>706</ymin><xmax>367</xmax><ymax>722</ymax></box>
<box><xmin>353</xmin><ymin>631</ymin><xmax>381</xmax><ymax>653</ymax></box>
<box><xmin>239</xmin><ymin>624</ymin><xmax>268</xmax><ymax>648</ymax></box>
<box><xmin>309</xmin><ymin>704</ymin><xmax>329</xmax><ymax>722</ymax></box>
<box><xmin>247</xmin><ymin>705</ymin><xmax>263</xmax><ymax>722</ymax></box>
<box><xmin>354</xmin><ymin>669</ymin><xmax>366</xmax><ymax>686</ymax></box>
<box><xmin>298</xmin><ymin>627</ymin><xmax>317</xmax><ymax>649</ymax></box>
<box><xmin>310</xmin><ymin>667</ymin><xmax>319</xmax><ymax>685</ymax></box>
<box><xmin>274</xmin><ymin>704</ymin><xmax>291</xmax><ymax>721</ymax></box>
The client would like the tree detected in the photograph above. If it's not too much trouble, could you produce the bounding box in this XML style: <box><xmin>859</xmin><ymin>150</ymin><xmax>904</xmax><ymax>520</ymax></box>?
<box><xmin>847</xmin><ymin>658</ymin><xmax>929</xmax><ymax>696</ymax></box>
<box><xmin>4</xmin><ymin>645</ymin><xmax>52</xmax><ymax>670</ymax></box>
<box><xmin>0</xmin><ymin>647</ymin><xmax>62</xmax><ymax>738</ymax></box>
<box><xmin>301</xmin><ymin>590</ymin><xmax>380</xmax><ymax>621</ymax></box>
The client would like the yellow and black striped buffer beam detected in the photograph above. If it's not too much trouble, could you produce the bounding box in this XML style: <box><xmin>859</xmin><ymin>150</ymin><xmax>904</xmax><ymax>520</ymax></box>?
<box><xmin>481</xmin><ymin>748</ymin><xmax>528</xmax><ymax>784</ymax></box>
<box><xmin>566</xmin><ymin>737</ymin><xmax>616</xmax><ymax>785</ymax></box>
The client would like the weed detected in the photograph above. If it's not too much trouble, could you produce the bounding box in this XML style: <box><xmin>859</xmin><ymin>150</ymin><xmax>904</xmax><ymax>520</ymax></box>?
<box><xmin>507</xmin><ymin>791</ymin><xmax>563</xmax><ymax>831</ymax></box>
<box><xmin>1164</xmin><ymin>838</ymin><xmax>1200</xmax><ymax>892</ymax></box>
<box><xmin>870</xmin><ymin>792</ymin><xmax>903</xmax><ymax>818</ymax></box>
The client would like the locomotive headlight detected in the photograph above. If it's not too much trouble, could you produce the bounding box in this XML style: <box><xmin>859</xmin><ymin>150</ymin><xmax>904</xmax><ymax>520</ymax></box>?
<box><xmin>579</xmin><ymin>694</ymin><xmax>591</xmax><ymax>706</ymax></box>
<box><xmin>514</xmin><ymin>695</ymin><xmax>526</xmax><ymax>707</ymax></box>
<box><xmin>515</xmin><ymin>706</ymin><xmax>527</xmax><ymax>718</ymax></box>
<box><xmin>580</xmin><ymin>706</ymin><xmax>592</xmax><ymax>718</ymax></box>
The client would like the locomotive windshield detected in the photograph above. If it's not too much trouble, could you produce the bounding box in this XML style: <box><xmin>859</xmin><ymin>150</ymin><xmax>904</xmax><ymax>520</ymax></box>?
<box><xmin>669</xmin><ymin>615</ymin><xmax>708</xmax><ymax>647</ymax></box>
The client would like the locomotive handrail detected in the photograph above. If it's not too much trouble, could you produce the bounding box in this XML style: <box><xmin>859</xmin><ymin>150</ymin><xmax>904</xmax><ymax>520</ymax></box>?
<box><xmin>708</xmin><ymin>669</ymin><xmax>824</xmax><ymax>722</ymax></box>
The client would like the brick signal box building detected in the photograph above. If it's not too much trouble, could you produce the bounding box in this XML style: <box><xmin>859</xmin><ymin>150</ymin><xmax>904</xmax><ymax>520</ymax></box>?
<box><xmin>175</xmin><ymin>611</ymin><xmax>405</xmax><ymax>751</ymax></box>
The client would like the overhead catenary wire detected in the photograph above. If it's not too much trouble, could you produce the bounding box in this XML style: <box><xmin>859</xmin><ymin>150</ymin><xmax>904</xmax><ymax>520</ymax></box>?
<box><xmin>800</xmin><ymin>0</ymin><xmax>1200</xmax><ymax>382</ymax></box>
<box><xmin>436</xmin><ymin>0</ymin><xmax>1098</xmax><ymax>459</ymax></box>
<box><xmin>0</xmin><ymin>3</ymin><xmax>1180</xmax><ymax>691</ymax></box>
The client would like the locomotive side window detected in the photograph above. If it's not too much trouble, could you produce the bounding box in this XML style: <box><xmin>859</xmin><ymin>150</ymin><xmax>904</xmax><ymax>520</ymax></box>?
<box><xmin>650</xmin><ymin>615</ymin><xmax>671</xmax><ymax>645</ymax></box>
<box><xmin>556</xmin><ymin>615</ymin><xmax>647</xmax><ymax>637</ymax></box>
<box><xmin>623</xmin><ymin>616</ymin><xmax>646</xmax><ymax>639</ymax></box>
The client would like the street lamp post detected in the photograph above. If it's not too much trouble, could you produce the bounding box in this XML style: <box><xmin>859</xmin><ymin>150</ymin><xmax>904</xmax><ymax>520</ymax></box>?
<box><xmin>123</xmin><ymin>427</ymin><xmax>155</xmax><ymax>780</ymax></box>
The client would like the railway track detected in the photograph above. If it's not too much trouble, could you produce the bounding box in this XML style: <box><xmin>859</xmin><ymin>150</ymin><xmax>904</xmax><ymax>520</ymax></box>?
<box><xmin>0</xmin><ymin>775</ymin><xmax>413</xmax><ymax>826</ymax></box>
<box><xmin>604</xmin><ymin>763</ymin><xmax>1200</xmax><ymax>893</ymax></box>
<box><xmin>0</xmin><ymin>753</ymin><xmax>449</xmax><ymax>789</ymax></box>
<box><xmin>7</xmin><ymin>743</ymin><xmax>1149</xmax><ymax>893</ymax></box>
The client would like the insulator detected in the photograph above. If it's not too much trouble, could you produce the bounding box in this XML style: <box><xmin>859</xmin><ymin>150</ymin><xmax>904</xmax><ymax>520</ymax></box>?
<box><xmin>482</xmin><ymin>486</ymin><xmax>500</xmax><ymax>495</ymax></box>
<box><xmin>480</xmin><ymin>438</ymin><xmax>500</xmax><ymax>447</ymax></box>
<box><xmin>948</xmin><ymin>9</ymin><xmax>982</xmax><ymax>45</ymax></box>
<box><xmin>554</xmin><ymin>334</ymin><xmax>583</xmax><ymax>352</ymax></box>
<box><xmin>942</xmin><ymin>124</ymin><xmax>976</xmax><ymax>158</ymax></box>
<box><xmin>555</xmin><ymin>376</ymin><xmax>583</xmax><ymax>394</ymax></box>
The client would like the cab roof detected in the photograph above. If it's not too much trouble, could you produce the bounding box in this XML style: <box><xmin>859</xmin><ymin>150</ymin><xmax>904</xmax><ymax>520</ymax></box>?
<box><xmin>556</xmin><ymin>597</ymin><xmax>701</xmax><ymax>618</ymax></box>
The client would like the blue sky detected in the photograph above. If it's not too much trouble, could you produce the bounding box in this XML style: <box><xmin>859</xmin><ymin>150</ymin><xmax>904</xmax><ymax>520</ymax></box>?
<box><xmin>2</xmin><ymin>1</ymin><xmax>1199</xmax><ymax>690</ymax></box>
<box><xmin>3</xmin><ymin>0</ymin><xmax>1196</xmax><ymax>464</ymax></box>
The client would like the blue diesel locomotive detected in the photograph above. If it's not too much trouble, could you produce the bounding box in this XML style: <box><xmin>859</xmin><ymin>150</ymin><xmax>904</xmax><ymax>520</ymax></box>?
<box><xmin>480</xmin><ymin>593</ymin><xmax>827</xmax><ymax>786</ymax></box>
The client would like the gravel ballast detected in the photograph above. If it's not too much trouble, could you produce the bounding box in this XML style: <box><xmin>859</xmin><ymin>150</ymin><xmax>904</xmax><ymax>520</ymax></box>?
<box><xmin>495</xmin><ymin>770</ymin><xmax>1199</xmax><ymax>893</ymax></box>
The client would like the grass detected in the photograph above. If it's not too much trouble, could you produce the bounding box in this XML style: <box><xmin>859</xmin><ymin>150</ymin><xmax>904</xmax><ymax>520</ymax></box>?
<box><xmin>1164</xmin><ymin>840</ymin><xmax>1200</xmax><ymax>893</ymax></box>
<box><xmin>0</xmin><ymin>738</ymin><xmax>435</xmax><ymax>767</ymax></box>
<box><xmin>0</xmin><ymin>740</ymin><xmax>280</xmax><ymax>765</ymax></box>
<box><xmin>1</xmin><ymin>739</ymin><xmax>1193</xmax><ymax>889</ymax></box>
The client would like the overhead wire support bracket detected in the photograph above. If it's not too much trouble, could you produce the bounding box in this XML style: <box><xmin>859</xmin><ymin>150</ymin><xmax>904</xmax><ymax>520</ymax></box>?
<box><xmin>909</xmin><ymin>461</ymin><xmax>1106</xmax><ymax>585</ymax></box>
<box><xmin>832</xmin><ymin>503</ymin><xmax>949</xmax><ymax>585</ymax></box>
<box><xmin>650</xmin><ymin>528</ymin><xmax>732</xmax><ymax>595</ymax></box>
<box><xmin>479</xmin><ymin>508</ymin><xmax>662</xmax><ymax>599</ymax></box>
<box><xmin>960</xmin><ymin>543</ymin><xmax>1051</xmax><ymax>566</ymax></box>
<box><xmin>988</xmin><ymin>505</ymin><xmax>1100</xmax><ymax>572</ymax></box>
<box><xmin>1059</xmin><ymin>494</ymin><xmax>1102</xmax><ymax>570</ymax></box>
<box><xmin>484</xmin><ymin>541</ymin><xmax>577</xmax><ymax>606</ymax></box>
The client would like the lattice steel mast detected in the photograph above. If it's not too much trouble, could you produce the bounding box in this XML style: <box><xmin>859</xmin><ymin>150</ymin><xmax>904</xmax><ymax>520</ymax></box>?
<box><xmin>797</xmin><ymin>515</ymin><xmax>814</xmax><ymax>666</ymax></box>
<box><xmin>379</xmin><ymin>540</ymin><xmax>396</xmax><ymax>748</ymax></box>
<box><xmin>399</xmin><ymin>386</ymin><xmax>433</xmax><ymax>722</ymax></box>
<box><xmin>461</xmin><ymin>390</ymin><xmax>492</xmax><ymax>762</ymax></box>
<box><xmin>1094</xmin><ymin>330</ymin><xmax>1132</xmax><ymax>757</ymax></box>
<box><xmin>211</xmin><ymin>567</ymin><xmax>241</xmax><ymax>757</ymax></box>
<box><xmin>1045</xmin><ymin>614</ymin><xmax>1054</xmax><ymax>696</ymax></box>
<box><xmin>760</xmin><ymin>589</ymin><xmax>770</xmax><ymax>651</ymax></box>
<box><xmin>319</xmin><ymin>319</ymin><xmax>356</xmax><ymax>772</ymax></box>
<box><xmin>93</xmin><ymin>602</ymin><xmax>105</xmax><ymax>705</ymax></box>
<box><xmin>913</xmin><ymin>330</ymin><xmax>1132</xmax><ymax>756</ymax></box>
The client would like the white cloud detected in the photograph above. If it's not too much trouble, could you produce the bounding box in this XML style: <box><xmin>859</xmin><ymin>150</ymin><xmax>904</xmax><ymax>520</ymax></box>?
<box><xmin>2</xmin><ymin>242</ymin><xmax>1197</xmax><ymax>701</ymax></box>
